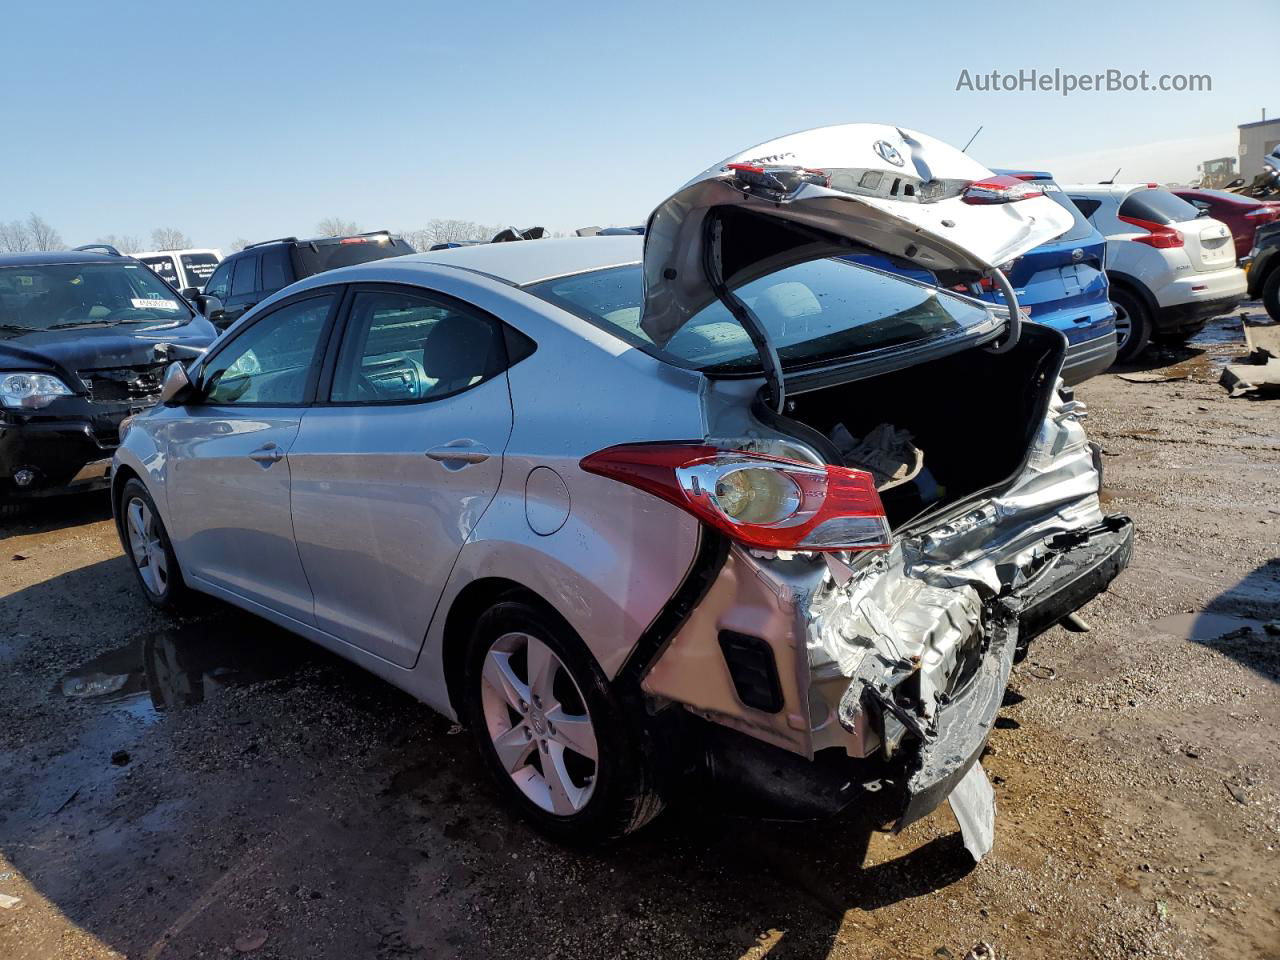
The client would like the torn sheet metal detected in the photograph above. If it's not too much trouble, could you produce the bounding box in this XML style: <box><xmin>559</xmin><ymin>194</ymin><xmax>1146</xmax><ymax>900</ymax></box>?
<box><xmin>949</xmin><ymin>761</ymin><xmax>997</xmax><ymax>862</ymax></box>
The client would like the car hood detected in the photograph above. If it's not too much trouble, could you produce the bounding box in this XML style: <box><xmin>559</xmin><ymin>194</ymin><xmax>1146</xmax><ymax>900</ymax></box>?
<box><xmin>640</xmin><ymin>123</ymin><xmax>1076</xmax><ymax>345</ymax></box>
<box><xmin>0</xmin><ymin>320</ymin><xmax>216</xmax><ymax>387</ymax></box>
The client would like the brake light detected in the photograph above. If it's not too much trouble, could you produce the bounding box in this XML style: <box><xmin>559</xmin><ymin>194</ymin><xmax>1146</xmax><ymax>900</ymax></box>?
<box><xmin>1118</xmin><ymin>214</ymin><xmax>1184</xmax><ymax>249</ymax></box>
<box><xmin>726</xmin><ymin>162</ymin><xmax>766</xmax><ymax>175</ymax></box>
<box><xmin>961</xmin><ymin>175</ymin><xmax>1045</xmax><ymax>205</ymax></box>
<box><xmin>1244</xmin><ymin>206</ymin><xmax>1279</xmax><ymax>221</ymax></box>
<box><xmin>340</xmin><ymin>237</ymin><xmax>368</xmax><ymax>244</ymax></box>
<box><xmin>580</xmin><ymin>444</ymin><xmax>890</xmax><ymax>552</ymax></box>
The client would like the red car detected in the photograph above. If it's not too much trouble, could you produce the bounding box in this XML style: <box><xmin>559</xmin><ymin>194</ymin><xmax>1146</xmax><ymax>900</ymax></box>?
<box><xmin>1172</xmin><ymin>188</ymin><xmax>1280</xmax><ymax>260</ymax></box>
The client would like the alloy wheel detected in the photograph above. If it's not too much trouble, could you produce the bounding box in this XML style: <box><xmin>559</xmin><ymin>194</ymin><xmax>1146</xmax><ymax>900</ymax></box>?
<box><xmin>1113</xmin><ymin>302</ymin><xmax>1132</xmax><ymax>352</ymax></box>
<box><xmin>479</xmin><ymin>631</ymin><xmax>598</xmax><ymax>815</ymax></box>
<box><xmin>126</xmin><ymin>497</ymin><xmax>168</xmax><ymax>596</ymax></box>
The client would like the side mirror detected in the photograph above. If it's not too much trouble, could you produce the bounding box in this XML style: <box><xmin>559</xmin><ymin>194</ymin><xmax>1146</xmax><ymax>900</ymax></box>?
<box><xmin>194</xmin><ymin>294</ymin><xmax>224</xmax><ymax>318</ymax></box>
<box><xmin>159</xmin><ymin>361</ymin><xmax>195</xmax><ymax>406</ymax></box>
<box><xmin>182</xmin><ymin>286</ymin><xmax>201</xmax><ymax>299</ymax></box>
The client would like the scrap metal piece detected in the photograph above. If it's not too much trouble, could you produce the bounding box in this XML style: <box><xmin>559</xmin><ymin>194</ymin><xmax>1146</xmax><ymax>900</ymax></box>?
<box><xmin>948</xmin><ymin>761</ymin><xmax>996</xmax><ymax>862</ymax></box>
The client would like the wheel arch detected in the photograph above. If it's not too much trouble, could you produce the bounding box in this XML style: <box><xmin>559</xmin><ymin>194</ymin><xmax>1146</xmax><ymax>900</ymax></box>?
<box><xmin>440</xmin><ymin>577</ymin><xmax>582</xmax><ymax>721</ymax></box>
<box><xmin>1105</xmin><ymin>271</ymin><xmax>1157</xmax><ymax>317</ymax></box>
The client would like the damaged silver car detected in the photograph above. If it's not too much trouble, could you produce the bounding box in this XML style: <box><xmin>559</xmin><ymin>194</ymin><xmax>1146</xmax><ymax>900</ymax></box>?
<box><xmin>113</xmin><ymin>124</ymin><xmax>1132</xmax><ymax>859</ymax></box>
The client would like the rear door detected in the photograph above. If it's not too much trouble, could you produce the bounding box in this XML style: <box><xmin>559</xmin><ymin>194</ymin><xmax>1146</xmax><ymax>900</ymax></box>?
<box><xmin>288</xmin><ymin>284</ymin><xmax>515</xmax><ymax>667</ymax></box>
<box><xmin>166</xmin><ymin>290</ymin><xmax>340</xmax><ymax>623</ymax></box>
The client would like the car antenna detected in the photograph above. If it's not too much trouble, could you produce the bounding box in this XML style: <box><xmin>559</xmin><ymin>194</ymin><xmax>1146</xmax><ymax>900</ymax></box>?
<box><xmin>961</xmin><ymin>125</ymin><xmax>983</xmax><ymax>153</ymax></box>
<box><xmin>1099</xmin><ymin>167</ymin><xmax>1121</xmax><ymax>184</ymax></box>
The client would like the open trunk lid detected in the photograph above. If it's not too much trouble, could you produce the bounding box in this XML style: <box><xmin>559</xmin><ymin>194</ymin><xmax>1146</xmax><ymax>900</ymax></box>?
<box><xmin>640</xmin><ymin>123</ymin><xmax>1076</xmax><ymax>347</ymax></box>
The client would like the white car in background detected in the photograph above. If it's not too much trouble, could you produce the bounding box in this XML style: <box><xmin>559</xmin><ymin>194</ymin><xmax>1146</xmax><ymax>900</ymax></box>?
<box><xmin>135</xmin><ymin>248</ymin><xmax>223</xmax><ymax>295</ymax></box>
<box><xmin>1062</xmin><ymin>184</ymin><xmax>1245</xmax><ymax>360</ymax></box>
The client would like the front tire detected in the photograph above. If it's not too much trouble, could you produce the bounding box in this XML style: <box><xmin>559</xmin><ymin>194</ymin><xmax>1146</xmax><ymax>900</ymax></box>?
<box><xmin>119</xmin><ymin>478</ymin><xmax>189</xmax><ymax>611</ymax></box>
<box><xmin>1111</xmin><ymin>287</ymin><xmax>1152</xmax><ymax>362</ymax></box>
<box><xmin>461</xmin><ymin>600</ymin><xmax>662</xmax><ymax>844</ymax></box>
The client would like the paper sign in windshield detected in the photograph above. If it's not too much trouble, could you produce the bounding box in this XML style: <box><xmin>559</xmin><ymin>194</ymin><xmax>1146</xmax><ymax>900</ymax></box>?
<box><xmin>131</xmin><ymin>298</ymin><xmax>181</xmax><ymax>311</ymax></box>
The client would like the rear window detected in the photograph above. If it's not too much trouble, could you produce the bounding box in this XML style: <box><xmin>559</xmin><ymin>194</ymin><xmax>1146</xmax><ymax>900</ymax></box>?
<box><xmin>526</xmin><ymin>259</ymin><xmax>993</xmax><ymax>373</ymax></box>
<box><xmin>1119</xmin><ymin>189</ymin><xmax>1200</xmax><ymax>225</ymax></box>
<box><xmin>1039</xmin><ymin>183</ymin><xmax>1099</xmax><ymax>242</ymax></box>
<box><xmin>141</xmin><ymin>256</ymin><xmax>179</xmax><ymax>287</ymax></box>
<box><xmin>180</xmin><ymin>253</ymin><xmax>219</xmax><ymax>287</ymax></box>
<box><xmin>290</xmin><ymin>236</ymin><xmax>416</xmax><ymax>278</ymax></box>
<box><xmin>1069</xmin><ymin>197</ymin><xmax>1102</xmax><ymax>220</ymax></box>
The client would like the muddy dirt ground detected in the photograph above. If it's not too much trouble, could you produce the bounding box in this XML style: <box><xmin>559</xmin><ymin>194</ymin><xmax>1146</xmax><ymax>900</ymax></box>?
<box><xmin>1</xmin><ymin>308</ymin><xmax>1277</xmax><ymax>960</ymax></box>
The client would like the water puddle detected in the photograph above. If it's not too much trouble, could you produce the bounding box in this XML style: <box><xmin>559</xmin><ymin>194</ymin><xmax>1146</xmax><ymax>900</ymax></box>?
<box><xmin>1149</xmin><ymin>611</ymin><xmax>1266</xmax><ymax>641</ymax></box>
<box><xmin>56</xmin><ymin>620</ymin><xmax>305</xmax><ymax>721</ymax></box>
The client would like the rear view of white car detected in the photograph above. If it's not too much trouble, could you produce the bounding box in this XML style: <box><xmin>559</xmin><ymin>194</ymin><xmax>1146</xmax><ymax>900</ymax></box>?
<box><xmin>135</xmin><ymin>248</ymin><xmax>223</xmax><ymax>295</ymax></box>
<box><xmin>1063</xmin><ymin>184</ymin><xmax>1245</xmax><ymax>360</ymax></box>
<box><xmin>1064</xmin><ymin>184</ymin><xmax>1244</xmax><ymax>360</ymax></box>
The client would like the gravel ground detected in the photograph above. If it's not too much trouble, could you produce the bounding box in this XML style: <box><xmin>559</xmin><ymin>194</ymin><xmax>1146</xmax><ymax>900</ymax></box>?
<box><xmin>1</xmin><ymin>308</ymin><xmax>1277</xmax><ymax>960</ymax></box>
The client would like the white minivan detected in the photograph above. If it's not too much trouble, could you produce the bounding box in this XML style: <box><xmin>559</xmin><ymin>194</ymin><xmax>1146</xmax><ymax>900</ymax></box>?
<box><xmin>135</xmin><ymin>248</ymin><xmax>223</xmax><ymax>295</ymax></box>
<box><xmin>1062</xmin><ymin>184</ymin><xmax>1246</xmax><ymax>360</ymax></box>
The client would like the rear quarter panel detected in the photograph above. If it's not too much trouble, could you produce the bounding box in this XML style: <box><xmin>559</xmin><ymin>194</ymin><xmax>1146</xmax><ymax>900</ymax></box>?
<box><xmin>416</xmin><ymin>286</ymin><xmax>708</xmax><ymax>708</ymax></box>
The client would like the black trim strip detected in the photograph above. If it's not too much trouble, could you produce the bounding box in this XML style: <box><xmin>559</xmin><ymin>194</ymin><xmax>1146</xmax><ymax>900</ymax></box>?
<box><xmin>615</xmin><ymin>529</ymin><xmax>730</xmax><ymax>689</ymax></box>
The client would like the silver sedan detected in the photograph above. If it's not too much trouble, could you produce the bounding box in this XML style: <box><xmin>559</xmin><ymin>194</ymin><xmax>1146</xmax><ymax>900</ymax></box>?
<box><xmin>114</xmin><ymin>124</ymin><xmax>1132</xmax><ymax>857</ymax></box>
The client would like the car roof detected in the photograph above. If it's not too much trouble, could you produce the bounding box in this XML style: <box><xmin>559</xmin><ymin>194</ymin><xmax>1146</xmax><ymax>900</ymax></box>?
<box><xmin>408</xmin><ymin>235</ymin><xmax>643</xmax><ymax>286</ymax></box>
<box><xmin>0</xmin><ymin>250</ymin><xmax>131</xmax><ymax>267</ymax></box>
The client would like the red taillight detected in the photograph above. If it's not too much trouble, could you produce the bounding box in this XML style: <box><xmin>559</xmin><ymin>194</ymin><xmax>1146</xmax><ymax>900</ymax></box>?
<box><xmin>726</xmin><ymin>162</ymin><xmax>766</xmax><ymax>175</ymax></box>
<box><xmin>580</xmin><ymin>444</ymin><xmax>890</xmax><ymax>552</ymax></box>
<box><xmin>1118</xmin><ymin>214</ymin><xmax>1184</xmax><ymax>249</ymax></box>
<box><xmin>1244</xmin><ymin>206</ymin><xmax>1279</xmax><ymax>221</ymax></box>
<box><xmin>961</xmin><ymin>175</ymin><xmax>1045</xmax><ymax>205</ymax></box>
<box><xmin>340</xmin><ymin>237</ymin><xmax>368</xmax><ymax>244</ymax></box>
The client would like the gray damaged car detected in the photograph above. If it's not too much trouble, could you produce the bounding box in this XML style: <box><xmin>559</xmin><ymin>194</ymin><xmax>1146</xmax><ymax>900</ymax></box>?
<box><xmin>114</xmin><ymin>124</ymin><xmax>1132</xmax><ymax>860</ymax></box>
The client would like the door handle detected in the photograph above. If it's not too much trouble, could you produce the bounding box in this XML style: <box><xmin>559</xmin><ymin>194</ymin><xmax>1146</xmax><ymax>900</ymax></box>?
<box><xmin>426</xmin><ymin>440</ymin><xmax>490</xmax><ymax>467</ymax></box>
<box><xmin>248</xmin><ymin>443</ymin><xmax>285</xmax><ymax>465</ymax></box>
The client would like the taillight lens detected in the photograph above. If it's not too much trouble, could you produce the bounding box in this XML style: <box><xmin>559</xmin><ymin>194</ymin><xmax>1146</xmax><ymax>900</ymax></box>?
<box><xmin>580</xmin><ymin>444</ymin><xmax>890</xmax><ymax>552</ymax></box>
<box><xmin>961</xmin><ymin>175</ymin><xmax>1045</xmax><ymax>205</ymax></box>
<box><xmin>1244</xmin><ymin>206</ymin><xmax>1279</xmax><ymax>221</ymax></box>
<box><xmin>1118</xmin><ymin>214</ymin><xmax>1184</xmax><ymax>249</ymax></box>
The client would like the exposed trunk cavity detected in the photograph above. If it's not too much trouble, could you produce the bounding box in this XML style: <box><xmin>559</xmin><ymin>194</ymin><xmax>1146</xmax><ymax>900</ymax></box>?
<box><xmin>783</xmin><ymin>325</ymin><xmax>1065</xmax><ymax>529</ymax></box>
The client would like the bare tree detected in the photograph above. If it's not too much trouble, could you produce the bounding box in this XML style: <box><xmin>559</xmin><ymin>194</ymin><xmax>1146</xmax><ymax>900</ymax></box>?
<box><xmin>96</xmin><ymin>233</ymin><xmax>141</xmax><ymax>254</ymax></box>
<box><xmin>0</xmin><ymin>214</ymin><xmax>64</xmax><ymax>252</ymax></box>
<box><xmin>316</xmin><ymin>217</ymin><xmax>359</xmax><ymax>238</ymax></box>
<box><xmin>151</xmin><ymin>227</ymin><xmax>191</xmax><ymax>251</ymax></box>
<box><xmin>0</xmin><ymin>220</ymin><xmax>31</xmax><ymax>253</ymax></box>
<box><xmin>25</xmin><ymin>214</ymin><xmax>64</xmax><ymax>251</ymax></box>
<box><xmin>229</xmin><ymin>238</ymin><xmax>249</xmax><ymax>253</ymax></box>
<box><xmin>404</xmin><ymin>219</ymin><xmax>510</xmax><ymax>249</ymax></box>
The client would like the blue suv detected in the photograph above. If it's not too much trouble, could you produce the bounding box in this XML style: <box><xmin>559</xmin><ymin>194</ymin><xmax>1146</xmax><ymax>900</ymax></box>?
<box><xmin>984</xmin><ymin>170</ymin><xmax>1117</xmax><ymax>383</ymax></box>
<box><xmin>849</xmin><ymin>171</ymin><xmax>1117</xmax><ymax>385</ymax></box>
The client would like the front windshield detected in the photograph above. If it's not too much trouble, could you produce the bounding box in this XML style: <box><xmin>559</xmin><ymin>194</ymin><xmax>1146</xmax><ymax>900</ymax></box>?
<box><xmin>527</xmin><ymin>258</ymin><xmax>993</xmax><ymax>372</ymax></box>
<box><xmin>0</xmin><ymin>261</ymin><xmax>195</xmax><ymax>336</ymax></box>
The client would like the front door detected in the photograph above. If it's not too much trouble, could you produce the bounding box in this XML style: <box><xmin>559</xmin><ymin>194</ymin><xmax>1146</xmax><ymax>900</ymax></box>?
<box><xmin>165</xmin><ymin>291</ymin><xmax>339</xmax><ymax>623</ymax></box>
<box><xmin>288</xmin><ymin>286</ymin><xmax>514</xmax><ymax>667</ymax></box>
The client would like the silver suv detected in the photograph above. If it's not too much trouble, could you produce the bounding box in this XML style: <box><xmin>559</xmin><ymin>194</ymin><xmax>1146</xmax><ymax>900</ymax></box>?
<box><xmin>113</xmin><ymin>124</ymin><xmax>1132</xmax><ymax>860</ymax></box>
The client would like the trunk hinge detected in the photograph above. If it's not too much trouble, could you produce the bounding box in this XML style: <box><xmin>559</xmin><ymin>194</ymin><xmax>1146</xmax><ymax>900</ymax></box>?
<box><xmin>701</xmin><ymin>213</ymin><xmax>786</xmax><ymax>413</ymax></box>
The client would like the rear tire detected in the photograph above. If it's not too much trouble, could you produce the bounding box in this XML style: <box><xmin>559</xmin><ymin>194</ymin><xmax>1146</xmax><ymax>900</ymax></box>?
<box><xmin>1111</xmin><ymin>287</ymin><xmax>1152</xmax><ymax>362</ymax></box>
<box><xmin>1262</xmin><ymin>268</ymin><xmax>1280</xmax><ymax>323</ymax></box>
<box><xmin>461</xmin><ymin>600</ymin><xmax>663</xmax><ymax>844</ymax></box>
<box><xmin>119</xmin><ymin>478</ymin><xmax>189</xmax><ymax>612</ymax></box>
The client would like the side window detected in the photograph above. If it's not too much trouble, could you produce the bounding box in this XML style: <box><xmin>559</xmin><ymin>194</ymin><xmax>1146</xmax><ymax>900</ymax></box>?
<box><xmin>330</xmin><ymin>288</ymin><xmax>507</xmax><ymax>404</ymax></box>
<box><xmin>141</xmin><ymin>256</ymin><xmax>179</xmax><ymax>287</ymax></box>
<box><xmin>204</xmin><ymin>260</ymin><xmax>233</xmax><ymax>300</ymax></box>
<box><xmin>1069</xmin><ymin>197</ymin><xmax>1102</xmax><ymax>220</ymax></box>
<box><xmin>231</xmin><ymin>255</ymin><xmax>258</xmax><ymax>297</ymax></box>
<box><xmin>200</xmin><ymin>294</ymin><xmax>334</xmax><ymax>405</ymax></box>
<box><xmin>260</xmin><ymin>247</ymin><xmax>290</xmax><ymax>292</ymax></box>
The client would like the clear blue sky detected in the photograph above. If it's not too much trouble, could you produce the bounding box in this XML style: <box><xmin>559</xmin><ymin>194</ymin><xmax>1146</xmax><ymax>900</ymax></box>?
<box><xmin>3</xmin><ymin>0</ymin><xmax>1276</xmax><ymax>250</ymax></box>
